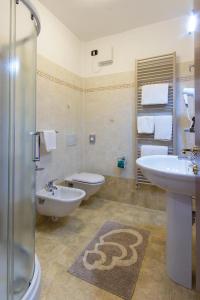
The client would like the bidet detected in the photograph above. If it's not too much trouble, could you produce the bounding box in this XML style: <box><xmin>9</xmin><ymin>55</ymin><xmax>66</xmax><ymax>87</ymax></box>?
<box><xmin>36</xmin><ymin>185</ymin><xmax>86</xmax><ymax>217</ymax></box>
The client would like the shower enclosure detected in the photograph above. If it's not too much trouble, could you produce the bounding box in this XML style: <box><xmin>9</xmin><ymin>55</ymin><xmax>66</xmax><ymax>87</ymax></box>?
<box><xmin>0</xmin><ymin>1</ymin><xmax>41</xmax><ymax>299</ymax></box>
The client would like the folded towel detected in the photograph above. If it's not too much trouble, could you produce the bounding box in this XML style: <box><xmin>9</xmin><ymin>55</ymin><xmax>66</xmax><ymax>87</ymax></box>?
<box><xmin>42</xmin><ymin>130</ymin><xmax>57</xmax><ymax>152</ymax></box>
<box><xmin>137</xmin><ymin>116</ymin><xmax>154</xmax><ymax>134</ymax></box>
<box><xmin>154</xmin><ymin>115</ymin><xmax>172</xmax><ymax>140</ymax></box>
<box><xmin>141</xmin><ymin>145</ymin><xmax>168</xmax><ymax>157</ymax></box>
<box><xmin>142</xmin><ymin>83</ymin><xmax>169</xmax><ymax>105</ymax></box>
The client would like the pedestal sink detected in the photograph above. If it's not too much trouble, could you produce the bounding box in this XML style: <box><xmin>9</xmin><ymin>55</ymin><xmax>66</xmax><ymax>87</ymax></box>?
<box><xmin>136</xmin><ymin>155</ymin><xmax>195</xmax><ymax>289</ymax></box>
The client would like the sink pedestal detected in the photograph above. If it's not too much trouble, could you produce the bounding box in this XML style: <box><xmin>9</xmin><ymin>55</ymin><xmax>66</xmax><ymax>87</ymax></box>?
<box><xmin>166</xmin><ymin>192</ymin><xmax>192</xmax><ymax>289</ymax></box>
<box><xmin>136</xmin><ymin>155</ymin><xmax>195</xmax><ymax>289</ymax></box>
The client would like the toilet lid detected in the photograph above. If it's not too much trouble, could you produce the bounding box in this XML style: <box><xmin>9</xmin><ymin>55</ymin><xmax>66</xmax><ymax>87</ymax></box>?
<box><xmin>69</xmin><ymin>173</ymin><xmax>105</xmax><ymax>184</ymax></box>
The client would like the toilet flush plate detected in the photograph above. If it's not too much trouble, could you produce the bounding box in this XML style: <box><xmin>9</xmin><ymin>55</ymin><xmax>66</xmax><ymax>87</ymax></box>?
<box><xmin>66</xmin><ymin>134</ymin><xmax>77</xmax><ymax>146</ymax></box>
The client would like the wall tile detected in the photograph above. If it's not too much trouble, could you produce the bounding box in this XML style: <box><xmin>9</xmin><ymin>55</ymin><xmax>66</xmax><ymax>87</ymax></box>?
<box><xmin>36</xmin><ymin>56</ymin><xmax>194</xmax><ymax>212</ymax></box>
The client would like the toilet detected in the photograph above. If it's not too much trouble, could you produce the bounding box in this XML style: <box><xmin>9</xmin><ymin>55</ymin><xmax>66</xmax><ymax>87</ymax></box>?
<box><xmin>65</xmin><ymin>172</ymin><xmax>105</xmax><ymax>200</ymax></box>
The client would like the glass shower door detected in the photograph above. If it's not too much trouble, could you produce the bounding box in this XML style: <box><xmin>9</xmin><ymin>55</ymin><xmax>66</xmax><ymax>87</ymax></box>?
<box><xmin>0</xmin><ymin>1</ymin><xmax>39</xmax><ymax>299</ymax></box>
<box><xmin>194</xmin><ymin>0</ymin><xmax>200</xmax><ymax>291</ymax></box>
<box><xmin>13</xmin><ymin>2</ymin><xmax>37</xmax><ymax>300</ymax></box>
<box><xmin>0</xmin><ymin>0</ymin><xmax>12</xmax><ymax>299</ymax></box>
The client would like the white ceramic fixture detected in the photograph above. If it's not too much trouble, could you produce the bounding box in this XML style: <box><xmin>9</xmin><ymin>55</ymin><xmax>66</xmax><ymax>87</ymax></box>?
<box><xmin>36</xmin><ymin>186</ymin><xmax>86</xmax><ymax>217</ymax></box>
<box><xmin>136</xmin><ymin>155</ymin><xmax>195</xmax><ymax>289</ymax></box>
<box><xmin>65</xmin><ymin>172</ymin><xmax>105</xmax><ymax>200</ymax></box>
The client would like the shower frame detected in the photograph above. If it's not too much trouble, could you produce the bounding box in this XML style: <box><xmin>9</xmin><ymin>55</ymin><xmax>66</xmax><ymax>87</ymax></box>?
<box><xmin>0</xmin><ymin>1</ymin><xmax>41</xmax><ymax>300</ymax></box>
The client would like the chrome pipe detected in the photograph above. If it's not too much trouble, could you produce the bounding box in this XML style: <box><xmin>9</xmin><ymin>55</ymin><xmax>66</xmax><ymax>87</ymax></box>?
<box><xmin>19</xmin><ymin>0</ymin><xmax>41</xmax><ymax>36</ymax></box>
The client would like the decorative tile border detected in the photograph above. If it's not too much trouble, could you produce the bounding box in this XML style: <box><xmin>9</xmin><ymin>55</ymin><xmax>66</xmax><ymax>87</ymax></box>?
<box><xmin>36</xmin><ymin>69</ymin><xmax>194</xmax><ymax>94</ymax></box>
<box><xmin>85</xmin><ymin>82</ymin><xmax>135</xmax><ymax>93</ymax></box>
<box><xmin>85</xmin><ymin>75</ymin><xmax>194</xmax><ymax>93</ymax></box>
<box><xmin>37</xmin><ymin>70</ymin><xmax>83</xmax><ymax>92</ymax></box>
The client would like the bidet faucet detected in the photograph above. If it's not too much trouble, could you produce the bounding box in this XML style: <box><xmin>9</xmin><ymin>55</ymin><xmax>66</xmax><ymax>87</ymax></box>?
<box><xmin>45</xmin><ymin>179</ymin><xmax>58</xmax><ymax>192</ymax></box>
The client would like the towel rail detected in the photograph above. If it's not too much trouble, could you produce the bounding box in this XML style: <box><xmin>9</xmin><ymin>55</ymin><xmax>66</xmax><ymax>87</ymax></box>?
<box><xmin>135</xmin><ymin>52</ymin><xmax>176</xmax><ymax>186</ymax></box>
<box><xmin>36</xmin><ymin>130</ymin><xmax>59</xmax><ymax>134</ymax></box>
<box><xmin>33</xmin><ymin>130</ymin><xmax>59</xmax><ymax>164</ymax></box>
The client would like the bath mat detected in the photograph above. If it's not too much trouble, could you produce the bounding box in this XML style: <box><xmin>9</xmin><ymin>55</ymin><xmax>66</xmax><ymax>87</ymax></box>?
<box><xmin>68</xmin><ymin>221</ymin><xmax>149</xmax><ymax>300</ymax></box>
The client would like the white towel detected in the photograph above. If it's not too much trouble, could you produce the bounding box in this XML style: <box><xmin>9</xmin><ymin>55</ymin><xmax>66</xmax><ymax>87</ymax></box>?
<box><xmin>142</xmin><ymin>83</ymin><xmax>169</xmax><ymax>105</ymax></box>
<box><xmin>141</xmin><ymin>145</ymin><xmax>168</xmax><ymax>157</ymax></box>
<box><xmin>137</xmin><ymin>116</ymin><xmax>154</xmax><ymax>134</ymax></box>
<box><xmin>42</xmin><ymin>130</ymin><xmax>57</xmax><ymax>152</ymax></box>
<box><xmin>154</xmin><ymin>115</ymin><xmax>172</xmax><ymax>140</ymax></box>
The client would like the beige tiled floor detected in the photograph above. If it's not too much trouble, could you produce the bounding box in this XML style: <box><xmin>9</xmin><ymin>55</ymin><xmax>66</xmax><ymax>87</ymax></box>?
<box><xmin>36</xmin><ymin>197</ymin><xmax>200</xmax><ymax>300</ymax></box>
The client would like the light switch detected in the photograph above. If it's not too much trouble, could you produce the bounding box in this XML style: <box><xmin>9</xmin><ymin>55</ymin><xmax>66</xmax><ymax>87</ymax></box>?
<box><xmin>89</xmin><ymin>134</ymin><xmax>96</xmax><ymax>144</ymax></box>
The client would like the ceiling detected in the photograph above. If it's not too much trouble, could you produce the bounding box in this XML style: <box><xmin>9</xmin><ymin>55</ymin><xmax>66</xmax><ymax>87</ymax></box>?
<box><xmin>39</xmin><ymin>0</ymin><xmax>192</xmax><ymax>41</ymax></box>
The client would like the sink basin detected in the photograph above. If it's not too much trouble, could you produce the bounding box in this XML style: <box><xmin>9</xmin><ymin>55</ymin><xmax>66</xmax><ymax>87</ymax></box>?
<box><xmin>136</xmin><ymin>155</ymin><xmax>197</xmax><ymax>289</ymax></box>
<box><xmin>136</xmin><ymin>155</ymin><xmax>195</xmax><ymax>196</ymax></box>
<box><xmin>36</xmin><ymin>186</ymin><xmax>86</xmax><ymax>217</ymax></box>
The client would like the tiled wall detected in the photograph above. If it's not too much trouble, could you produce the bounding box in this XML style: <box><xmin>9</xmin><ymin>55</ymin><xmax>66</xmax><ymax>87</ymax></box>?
<box><xmin>95</xmin><ymin>176</ymin><xmax>166</xmax><ymax>211</ymax></box>
<box><xmin>83</xmin><ymin>62</ymin><xmax>194</xmax><ymax>179</ymax></box>
<box><xmin>83</xmin><ymin>71</ymin><xmax>134</xmax><ymax>178</ymax></box>
<box><xmin>36</xmin><ymin>55</ymin><xmax>194</xmax><ymax>211</ymax></box>
<box><xmin>36</xmin><ymin>55</ymin><xmax>84</xmax><ymax>190</ymax></box>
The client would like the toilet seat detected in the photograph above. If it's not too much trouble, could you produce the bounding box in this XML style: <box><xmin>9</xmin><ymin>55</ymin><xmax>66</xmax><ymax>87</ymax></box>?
<box><xmin>65</xmin><ymin>172</ymin><xmax>105</xmax><ymax>184</ymax></box>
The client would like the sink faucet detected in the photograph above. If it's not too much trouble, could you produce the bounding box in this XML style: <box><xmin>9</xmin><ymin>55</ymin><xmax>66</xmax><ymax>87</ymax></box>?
<box><xmin>45</xmin><ymin>179</ymin><xmax>58</xmax><ymax>192</ymax></box>
<box><xmin>179</xmin><ymin>146</ymin><xmax>200</xmax><ymax>175</ymax></box>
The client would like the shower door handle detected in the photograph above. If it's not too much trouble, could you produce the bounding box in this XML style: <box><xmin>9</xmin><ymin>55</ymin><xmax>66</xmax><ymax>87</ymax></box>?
<box><xmin>35</xmin><ymin>164</ymin><xmax>45</xmax><ymax>171</ymax></box>
<box><xmin>32</xmin><ymin>132</ymin><xmax>40</xmax><ymax>162</ymax></box>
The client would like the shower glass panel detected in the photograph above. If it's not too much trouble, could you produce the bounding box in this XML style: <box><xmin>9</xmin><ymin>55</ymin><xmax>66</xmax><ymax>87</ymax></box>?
<box><xmin>13</xmin><ymin>2</ymin><xmax>37</xmax><ymax>300</ymax></box>
<box><xmin>0</xmin><ymin>1</ymin><xmax>39</xmax><ymax>299</ymax></box>
<box><xmin>0</xmin><ymin>0</ymin><xmax>12</xmax><ymax>299</ymax></box>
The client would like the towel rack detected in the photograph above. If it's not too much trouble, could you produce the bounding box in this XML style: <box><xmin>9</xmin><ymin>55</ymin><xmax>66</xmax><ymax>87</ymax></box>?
<box><xmin>135</xmin><ymin>52</ymin><xmax>176</xmax><ymax>186</ymax></box>
<box><xmin>36</xmin><ymin>130</ymin><xmax>59</xmax><ymax>134</ymax></box>
<box><xmin>32</xmin><ymin>130</ymin><xmax>59</xmax><ymax>163</ymax></box>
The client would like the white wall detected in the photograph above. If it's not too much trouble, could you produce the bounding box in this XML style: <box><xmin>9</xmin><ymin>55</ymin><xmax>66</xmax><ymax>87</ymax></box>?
<box><xmin>34</xmin><ymin>0</ymin><xmax>83</xmax><ymax>76</ymax></box>
<box><xmin>34</xmin><ymin>3</ymin><xmax>194</xmax><ymax>78</ymax></box>
<box><xmin>83</xmin><ymin>16</ymin><xmax>194</xmax><ymax>77</ymax></box>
